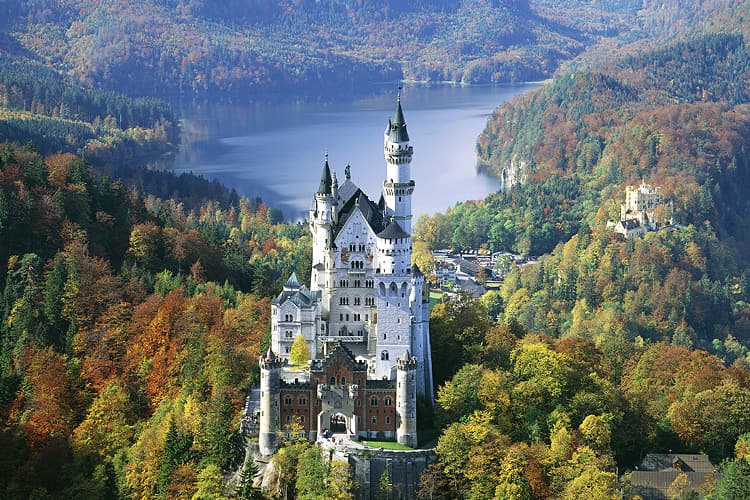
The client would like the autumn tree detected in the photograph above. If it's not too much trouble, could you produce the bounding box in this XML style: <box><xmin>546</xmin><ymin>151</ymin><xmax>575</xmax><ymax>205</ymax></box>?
<box><xmin>290</xmin><ymin>334</ymin><xmax>311</xmax><ymax>368</ymax></box>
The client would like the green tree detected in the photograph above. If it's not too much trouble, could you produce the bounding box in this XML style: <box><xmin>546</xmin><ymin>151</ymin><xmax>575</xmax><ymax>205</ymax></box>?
<box><xmin>377</xmin><ymin>469</ymin><xmax>392</xmax><ymax>500</ymax></box>
<box><xmin>296</xmin><ymin>445</ymin><xmax>328</xmax><ymax>499</ymax></box>
<box><xmin>289</xmin><ymin>334</ymin><xmax>311</xmax><ymax>368</ymax></box>
<box><xmin>326</xmin><ymin>460</ymin><xmax>354</xmax><ymax>500</ymax></box>
<box><xmin>192</xmin><ymin>464</ymin><xmax>226</xmax><ymax>500</ymax></box>
<box><xmin>717</xmin><ymin>458</ymin><xmax>750</xmax><ymax>499</ymax></box>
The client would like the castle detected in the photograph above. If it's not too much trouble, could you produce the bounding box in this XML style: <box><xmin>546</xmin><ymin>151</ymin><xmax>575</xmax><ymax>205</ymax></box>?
<box><xmin>611</xmin><ymin>181</ymin><xmax>673</xmax><ymax>238</ymax></box>
<box><xmin>258</xmin><ymin>95</ymin><xmax>434</xmax><ymax>456</ymax></box>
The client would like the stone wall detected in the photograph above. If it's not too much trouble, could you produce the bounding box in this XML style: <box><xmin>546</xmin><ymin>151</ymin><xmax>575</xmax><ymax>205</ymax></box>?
<box><xmin>344</xmin><ymin>447</ymin><xmax>435</xmax><ymax>500</ymax></box>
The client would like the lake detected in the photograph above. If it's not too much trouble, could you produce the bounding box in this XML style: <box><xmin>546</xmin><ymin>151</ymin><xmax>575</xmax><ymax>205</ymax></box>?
<box><xmin>171</xmin><ymin>84</ymin><xmax>539</xmax><ymax>221</ymax></box>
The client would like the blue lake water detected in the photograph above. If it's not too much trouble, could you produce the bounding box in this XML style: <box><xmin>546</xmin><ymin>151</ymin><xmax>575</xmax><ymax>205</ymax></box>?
<box><xmin>171</xmin><ymin>84</ymin><xmax>539</xmax><ymax>221</ymax></box>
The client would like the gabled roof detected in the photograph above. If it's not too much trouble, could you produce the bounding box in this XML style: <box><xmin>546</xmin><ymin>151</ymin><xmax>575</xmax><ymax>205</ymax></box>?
<box><xmin>619</xmin><ymin>218</ymin><xmax>641</xmax><ymax>230</ymax></box>
<box><xmin>334</xmin><ymin>191</ymin><xmax>385</xmax><ymax>239</ymax></box>
<box><xmin>377</xmin><ymin>220</ymin><xmax>409</xmax><ymax>240</ymax></box>
<box><xmin>638</xmin><ymin>454</ymin><xmax>716</xmax><ymax>473</ymax></box>
<box><xmin>337</xmin><ymin>178</ymin><xmax>360</xmax><ymax>206</ymax></box>
<box><xmin>310</xmin><ymin>341</ymin><xmax>368</xmax><ymax>373</ymax></box>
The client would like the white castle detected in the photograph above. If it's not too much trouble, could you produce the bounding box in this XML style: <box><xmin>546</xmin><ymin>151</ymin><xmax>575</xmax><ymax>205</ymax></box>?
<box><xmin>260</xmin><ymin>95</ymin><xmax>434</xmax><ymax>454</ymax></box>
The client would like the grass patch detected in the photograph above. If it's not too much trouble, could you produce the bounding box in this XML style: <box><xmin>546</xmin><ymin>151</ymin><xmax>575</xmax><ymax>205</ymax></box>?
<box><xmin>361</xmin><ymin>440</ymin><xmax>413</xmax><ymax>451</ymax></box>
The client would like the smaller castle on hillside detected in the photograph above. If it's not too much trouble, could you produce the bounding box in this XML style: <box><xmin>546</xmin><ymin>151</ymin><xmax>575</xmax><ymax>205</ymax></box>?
<box><xmin>610</xmin><ymin>182</ymin><xmax>673</xmax><ymax>238</ymax></box>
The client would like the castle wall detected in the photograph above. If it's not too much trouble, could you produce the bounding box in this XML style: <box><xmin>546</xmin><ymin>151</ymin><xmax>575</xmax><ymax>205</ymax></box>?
<box><xmin>347</xmin><ymin>448</ymin><xmax>435</xmax><ymax>500</ymax></box>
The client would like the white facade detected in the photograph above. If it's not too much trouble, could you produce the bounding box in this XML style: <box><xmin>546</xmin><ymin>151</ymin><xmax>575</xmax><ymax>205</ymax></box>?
<box><xmin>270</xmin><ymin>96</ymin><xmax>434</xmax><ymax>401</ymax></box>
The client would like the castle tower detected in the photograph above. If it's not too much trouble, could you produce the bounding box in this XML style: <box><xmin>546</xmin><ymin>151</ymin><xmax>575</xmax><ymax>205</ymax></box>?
<box><xmin>383</xmin><ymin>92</ymin><xmax>415</xmax><ymax>235</ymax></box>
<box><xmin>396</xmin><ymin>350</ymin><xmax>418</xmax><ymax>447</ymax></box>
<box><xmin>309</xmin><ymin>154</ymin><xmax>337</xmax><ymax>318</ymax></box>
<box><xmin>259</xmin><ymin>349</ymin><xmax>283</xmax><ymax>456</ymax></box>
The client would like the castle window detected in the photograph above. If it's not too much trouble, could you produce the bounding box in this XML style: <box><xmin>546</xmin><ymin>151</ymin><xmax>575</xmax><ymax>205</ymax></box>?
<box><xmin>354</xmin><ymin>297</ymin><xmax>360</xmax><ymax>305</ymax></box>
<box><xmin>386</xmin><ymin>416</ymin><xmax>391</xmax><ymax>424</ymax></box>
<box><xmin>371</xmin><ymin>416</ymin><xmax>377</xmax><ymax>424</ymax></box>
<box><xmin>365</xmin><ymin>314</ymin><xmax>369</xmax><ymax>321</ymax></box>
<box><xmin>284</xmin><ymin>396</ymin><xmax>292</xmax><ymax>406</ymax></box>
<box><xmin>330</xmin><ymin>377</ymin><xmax>336</xmax><ymax>385</ymax></box>
<box><xmin>285</xmin><ymin>347</ymin><xmax>290</xmax><ymax>353</ymax></box>
<box><xmin>370</xmin><ymin>397</ymin><xmax>378</xmax><ymax>406</ymax></box>
<box><xmin>383</xmin><ymin>333</ymin><xmax>387</xmax><ymax>340</ymax></box>
<box><xmin>299</xmin><ymin>397</ymin><xmax>307</xmax><ymax>406</ymax></box>
<box><xmin>300</xmin><ymin>415</ymin><xmax>305</xmax><ymax>423</ymax></box>
<box><xmin>384</xmin><ymin>397</ymin><xmax>392</xmax><ymax>406</ymax></box>
<box><xmin>340</xmin><ymin>377</ymin><xmax>346</xmax><ymax>385</ymax></box>
<box><xmin>381</xmin><ymin>351</ymin><xmax>389</xmax><ymax>361</ymax></box>
<box><xmin>340</xmin><ymin>314</ymin><xmax>343</xmax><ymax>321</ymax></box>
<box><xmin>286</xmin><ymin>415</ymin><xmax>291</xmax><ymax>423</ymax></box>
<box><xmin>346</xmin><ymin>314</ymin><xmax>349</xmax><ymax>321</ymax></box>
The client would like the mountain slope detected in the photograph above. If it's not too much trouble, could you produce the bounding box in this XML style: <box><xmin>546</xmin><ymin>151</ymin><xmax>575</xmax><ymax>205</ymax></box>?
<box><xmin>3</xmin><ymin>0</ymin><xmax>634</xmax><ymax>96</ymax></box>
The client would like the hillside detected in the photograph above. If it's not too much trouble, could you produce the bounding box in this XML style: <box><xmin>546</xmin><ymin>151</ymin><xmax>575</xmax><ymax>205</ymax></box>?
<box><xmin>0</xmin><ymin>144</ymin><xmax>310</xmax><ymax>497</ymax></box>
<box><xmin>415</xmin><ymin>31</ymin><xmax>750</xmax><ymax>496</ymax></box>
<box><xmin>2</xmin><ymin>0</ymin><xmax>636</xmax><ymax>96</ymax></box>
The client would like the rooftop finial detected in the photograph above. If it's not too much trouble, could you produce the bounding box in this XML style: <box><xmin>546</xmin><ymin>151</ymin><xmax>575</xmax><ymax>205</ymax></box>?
<box><xmin>325</xmin><ymin>150</ymin><xmax>329</xmax><ymax>164</ymax></box>
<box><xmin>397</xmin><ymin>85</ymin><xmax>402</xmax><ymax>102</ymax></box>
<box><xmin>345</xmin><ymin>164</ymin><xmax>351</xmax><ymax>180</ymax></box>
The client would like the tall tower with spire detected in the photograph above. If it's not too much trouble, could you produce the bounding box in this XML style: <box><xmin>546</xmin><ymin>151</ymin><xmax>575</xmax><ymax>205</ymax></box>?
<box><xmin>383</xmin><ymin>92</ymin><xmax>415</xmax><ymax>235</ymax></box>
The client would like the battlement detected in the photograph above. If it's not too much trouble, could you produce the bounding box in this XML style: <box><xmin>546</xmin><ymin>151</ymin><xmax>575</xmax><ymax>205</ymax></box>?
<box><xmin>260</xmin><ymin>349</ymin><xmax>284</xmax><ymax>370</ymax></box>
<box><xmin>396</xmin><ymin>356</ymin><xmax>418</xmax><ymax>371</ymax></box>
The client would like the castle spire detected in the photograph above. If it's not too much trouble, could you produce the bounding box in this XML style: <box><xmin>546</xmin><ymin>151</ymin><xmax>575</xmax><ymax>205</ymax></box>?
<box><xmin>317</xmin><ymin>151</ymin><xmax>332</xmax><ymax>195</ymax></box>
<box><xmin>388</xmin><ymin>91</ymin><xmax>409</xmax><ymax>143</ymax></box>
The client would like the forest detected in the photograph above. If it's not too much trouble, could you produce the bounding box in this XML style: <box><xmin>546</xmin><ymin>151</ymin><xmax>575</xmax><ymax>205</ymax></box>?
<box><xmin>0</xmin><ymin>144</ymin><xmax>312</xmax><ymax>497</ymax></box>
<box><xmin>0</xmin><ymin>0</ymin><xmax>650</xmax><ymax>97</ymax></box>
<box><xmin>409</xmin><ymin>32</ymin><xmax>750</xmax><ymax>498</ymax></box>
<box><xmin>0</xmin><ymin>58</ymin><xmax>177</xmax><ymax>166</ymax></box>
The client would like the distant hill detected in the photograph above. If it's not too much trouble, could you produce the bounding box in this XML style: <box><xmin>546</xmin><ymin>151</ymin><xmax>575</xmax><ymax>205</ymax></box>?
<box><xmin>476</xmin><ymin>32</ymin><xmax>750</xmax><ymax>250</ymax></box>
<box><xmin>1</xmin><ymin>0</ymin><xmax>640</xmax><ymax>97</ymax></box>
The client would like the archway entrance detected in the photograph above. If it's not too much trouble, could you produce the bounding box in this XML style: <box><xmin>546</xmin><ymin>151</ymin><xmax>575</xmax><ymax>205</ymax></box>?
<box><xmin>330</xmin><ymin>413</ymin><xmax>347</xmax><ymax>434</ymax></box>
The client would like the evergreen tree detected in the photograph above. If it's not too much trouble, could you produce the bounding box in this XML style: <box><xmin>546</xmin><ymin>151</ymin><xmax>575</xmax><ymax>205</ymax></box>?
<box><xmin>717</xmin><ymin>458</ymin><xmax>750</xmax><ymax>499</ymax></box>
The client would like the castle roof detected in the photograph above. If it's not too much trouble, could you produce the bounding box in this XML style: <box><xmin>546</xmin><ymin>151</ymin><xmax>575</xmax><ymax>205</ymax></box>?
<box><xmin>317</xmin><ymin>154</ymin><xmax>332</xmax><ymax>195</ymax></box>
<box><xmin>377</xmin><ymin>220</ymin><xmax>410</xmax><ymax>240</ymax></box>
<box><xmin>412</xmin><ymin>263</ymin><xmax>423</xmax><ymax>277</ymax></box>
<box><xmin>284</xmin><ymin>272</ymin><xmax>301</xmax><ymax>290</ymax></box>
<box><xmin>310</xmin><ymin>341</ymin><xmax>368</xmax><ymax>373</ymax></box>
<box><xmin>386</xmin><ymin>94</ymin><xmax>410</xmax><ymax>143</ymax></box>
<box><xmin>272</xmin><ymin>285</ymin><xmax>319</xmax><ymax>308</ymax></box>
<box><xmin>334</xmin><ymin>188</ymin><xmax>385</xmax><ymax>238</ymax></box>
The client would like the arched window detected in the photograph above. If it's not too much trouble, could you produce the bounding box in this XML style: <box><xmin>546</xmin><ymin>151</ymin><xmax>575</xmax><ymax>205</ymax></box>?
<box><xmin>330</xmin><ymin>377</ymin><xmax>336</xmax><ymax>385</ymax></box>
<box><xmin>340</xmin><ymin>377</ymin><xmax>346</xmax><ymax>385</ymax></box>
<box><xmin>370</xmin><ymin>396</ymin><xmax>378</xmax><ymax>406</ymax></box>
<box><xmin>284</xmin><ymin>396</ymin><xmax>292</xmax><ymax>405</ymax></box>
<box><xmin>384</xmin><ymin>397</ymin><xmax>392</xmax><ymax>406</ymax></box>
<box><xmin>389</xmin><ymin>283</ymin><xmax>398</xmax><ymax>297</ymax></box>
<box><xmin>299</xmin><ymin>396</ymin><xmax>307</xmax><ymax>406</ymax></box>
<box><xmin>381</xmin><ymin>351</ymin><xmax>389</xmax><ymax>361</ymax></box>
<box><xmin>379</xmin><ymin>282</ymin><xmax>386</xmax><ymax>296</ymax></box>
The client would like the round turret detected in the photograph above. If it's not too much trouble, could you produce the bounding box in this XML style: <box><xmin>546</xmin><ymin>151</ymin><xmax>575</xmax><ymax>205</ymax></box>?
<box><xmin>259</xmin><ymin>350</ymin><xmax>283</xmax><ymax>456</ymax></box>
<box><xmin>396</xmin><ymin>350</ymin><xmax>418</xmax><ymax>447</ymax></box>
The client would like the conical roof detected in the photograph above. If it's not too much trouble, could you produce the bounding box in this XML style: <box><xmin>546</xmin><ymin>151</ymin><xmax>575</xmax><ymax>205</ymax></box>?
<box><xmin>386</xmin><ymin>94</ymin><xmax>410</xmax><ymax>143</ymax></box>
<box><xmin>284</xmin><ymin>272</ymin><xmax>301</xmax><ymax>290</ymax></box>
<box><xmin>317</xmin><ymin>153</ymin><xmax>332</xmax><ymax>195</ymax></box>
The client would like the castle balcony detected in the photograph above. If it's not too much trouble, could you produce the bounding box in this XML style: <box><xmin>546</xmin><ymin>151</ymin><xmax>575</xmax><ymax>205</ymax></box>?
<box><xmin>322</xmin><ymin>335</ymin><xmax>366</xmax><ymax>343</ymax></box>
